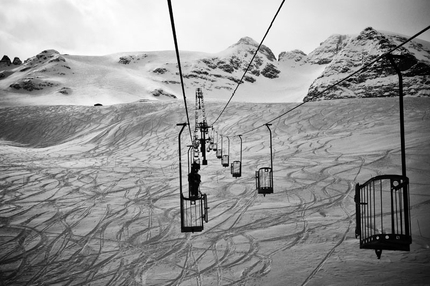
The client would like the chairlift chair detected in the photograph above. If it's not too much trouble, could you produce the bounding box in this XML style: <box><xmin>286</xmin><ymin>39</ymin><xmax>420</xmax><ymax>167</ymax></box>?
<box><xmin>221</xmin><ymin>136</ymin><xmax>230</xmax><ymax>167</ymax></box>
<box><xmin>256</xmin><ymin>124</ymin><xmax>273</xmax><ymax>196</ymax></box>
<box><xmin>211</xmin><ymin>128</ymin><xmax>217</xmax><ymax>151</ymax></box>
<box><xmin>222</xmin><ymin>155</ymin><xmax>229</xmax><ymax>167</ymax></box>
<box><xmin>216</xmin><ymin>132</ymin><xmax>222</xmax><ymax>158</ymax></box>
<box><xmin>216</xmin><ymin>147</ymin><xmax>222</xmax><ymax>159</ymax></box>
<box><xmin>355</xmin><ymin>175</ymin><xmax>411</xmax><ymax>259</ymax></box>
<box><xmin>256</xmin><ymin>167</ymin><xmax>273</xmax><ymax>195</ymax></box>
<box><xmin>355</xmin><ymin>55</ymin><xmax>412</xmax><ymax>259</ymax></box>
<box><xmin>177</xmin><ymin>123</ymin><xmax>208</xmax><ymax>233</ymax></box>
<box><xmin>180</xmin><ymin>191</ymin><xmax>207</xmax><ymax>232</ymax></box>
<box><xmin>231</xmin><ymin>161</ymin><xmax>241</xmax><ymax>178</ymax></box>
<box><xmin>231</xmin><ymin>135</ymin><xmax>242</xmax><ymax>178</ymax></box>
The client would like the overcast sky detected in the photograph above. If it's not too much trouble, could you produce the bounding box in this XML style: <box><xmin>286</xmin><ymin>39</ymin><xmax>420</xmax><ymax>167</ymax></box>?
<box><xmin>1</xmin><ymin>0</ymin><xmax>430</xmax><ymax>60</ymax></box>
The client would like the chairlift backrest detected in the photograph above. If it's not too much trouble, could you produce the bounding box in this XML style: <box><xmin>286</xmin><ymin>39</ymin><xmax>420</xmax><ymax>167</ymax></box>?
<box><xmin>222</xmin><ymin>154</ymin><xmax>229</xmax><ymax>167</ymax></box>
<box><xmin>355</xmin><ymin>174</ymin><xmax>411</xmax><ymax>258</ymax></box>
<box><xmin>256</xmin><ymin>167</ymin><xmax>273</xmax><ymax>195</ymax></box>
<box><xmin>180</xmin><ymin>192</ymin><xmax>205</xmax><ymax>233</ymax></box>
<box><xmin>231</xmin><ymin>161</ymin><xmax>241</xmax><ymax>177</ymax></box>
<box><xmin>216</xmin><ymin>148</ymin><xmax>222</xmax><ymax>159</ymax></box>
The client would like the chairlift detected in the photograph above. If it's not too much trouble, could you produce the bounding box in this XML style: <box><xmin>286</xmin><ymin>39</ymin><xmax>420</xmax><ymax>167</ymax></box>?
<box><xmin>355</xmin><ymin>175</ymin><xmax>411</xmax><ymax>259</ymax></box>
<box><xmin>209</xmin><ymin>128</ymin><xmax>215</xmax><ymax>151</ymax></box>
<box><xmin>355</xmin><ymin>54</ymin><xmax>411</xmax><ymax>258</ymax></box>
<box><xmin>231</xmin><ymin>135</ymin><xmax>242</xmax><ymax>178</ymax></box>
<box><xmin>216</xmin><ymin>133</ymin><xmax>223</xmax><ymax>159</ymax></box>
<box><xmin>222</xmin><ymin>136</ymin><xmax>230</xmax><ymax>167</ymax></box>
<box><xmin>255</xmin><ymin>124</ymin><xmax>273</xmax><ymax>196</ymax></box>
<box><xmin>177</xmin><ymin>123</ymin><xmax>208</xmax><ymax>233</ymax></box>
<box><xmin>211</xmin><ymin>129</ymin><xmax>217</xmax><ymax>151</ymax></box>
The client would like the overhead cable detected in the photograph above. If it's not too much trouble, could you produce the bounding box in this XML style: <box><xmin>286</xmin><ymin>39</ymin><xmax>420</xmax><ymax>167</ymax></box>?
<box><xmin>167</xmin><ymin>0</ymin><xmax>193</xmax><ymax>142</ymax></box>
<box><xmin>211</xmin><ymin>0</ymin><xmax>286</xmax><ymax>126</ymax></box>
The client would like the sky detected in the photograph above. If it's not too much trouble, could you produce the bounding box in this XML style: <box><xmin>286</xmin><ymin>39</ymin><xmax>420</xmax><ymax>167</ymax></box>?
<box><xmin>1</xmin><ymin>0</ymin><xmax>430</xmax><ymax>61</ymax></box>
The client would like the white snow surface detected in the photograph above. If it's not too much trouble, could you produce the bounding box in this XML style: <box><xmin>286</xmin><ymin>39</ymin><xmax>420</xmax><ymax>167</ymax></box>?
<box><xmin>0</xmin><ymin>97</ymin><xmax>429</xmax><ymax>285</ymax></box>
<box><xmin>0</xmin><ymin>40</ymin><xmax>324</xmax><ymax>106</ymax></box>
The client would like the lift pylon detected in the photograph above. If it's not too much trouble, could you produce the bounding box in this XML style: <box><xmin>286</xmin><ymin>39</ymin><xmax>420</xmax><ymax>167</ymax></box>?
<box><xmin>194</xmin><ymin>88</ymin><xmax>210</xmax><ymax>166</ymax></box>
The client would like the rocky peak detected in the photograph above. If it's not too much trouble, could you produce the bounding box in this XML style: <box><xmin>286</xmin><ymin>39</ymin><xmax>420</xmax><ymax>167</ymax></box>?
<box><xmin>308</xmin><ymin>34</ymin><xmax>352</xmax><ymax>64</ymax></box>
<box><xmin>278</xmin><ymin>49</ymin><xmax>307</xmax><ymax>62</ymax></box>
<box><xmin>229</xmin><ymin>36</ymin><xmax>277</xmax><ymax>61</ymax></box>
<box><xmin>13</xmin><ymin>57</ymin><xmax>22</xmax><ymax>65</ymax></box>
<box><xmin>235</xmin><ymin>36</ymin><xmax>259</xmax><ymax>46</ymax></box>
<box><xmin>22</xmin><ymin>49</ymin><xmax>64</xmax><ymax>67</ymax></box>
<box><xmin>0</xmin><ymin>55</ymin><xmax>12</xmax><ymax>66</ymax></box>
<box><xmin>303</xmin><ymin>27</ymin><xmax>430</xmax><ymax>101</ymax></box>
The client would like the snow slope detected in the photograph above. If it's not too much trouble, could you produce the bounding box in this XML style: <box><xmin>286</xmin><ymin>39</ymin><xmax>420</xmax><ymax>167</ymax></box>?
<box><xmin>0</xmin><ymin>37</ymin><xmax>326</xmax><ymax>106</ymax></box>
<box><xmin>0</xmin><ymin>97</ymin><xmax>429</xmax><ymax>285</ymax></box>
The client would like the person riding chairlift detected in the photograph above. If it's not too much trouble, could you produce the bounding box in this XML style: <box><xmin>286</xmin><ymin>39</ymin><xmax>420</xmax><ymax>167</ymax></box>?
<box><xmin>188</xmin><ymin>162</ymin><xmax>201</xmax><ymax>198</ymax></box>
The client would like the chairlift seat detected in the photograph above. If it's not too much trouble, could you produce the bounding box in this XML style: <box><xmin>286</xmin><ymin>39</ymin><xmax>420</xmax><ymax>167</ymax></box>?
<box><xmin>355</xmin><ymin>174</ymin><xmax>411</xmax><ymax>258</ymax></box>
<box><xmin>231</xmin><ymin>161</ymin><xmax>241</xmax><ymax>177</ymax></box>
<box><xmin>256</xmin><ymin>167</ymin><xmax>273</xmax><ymax>195</ymax></box>
<box><xmin>216</xmin><ymin>148</ymin><xmax>222</xmax><ymax>159</ymax></box>
<box><xmin>222</xmin><ymin>155</ymin><xmax>229</xmax><ymax>167</ymax></box>
<box><xmin>180</xmin><ymin>192</ymin><xmax>207</xmax><ymax>233</ymax></box>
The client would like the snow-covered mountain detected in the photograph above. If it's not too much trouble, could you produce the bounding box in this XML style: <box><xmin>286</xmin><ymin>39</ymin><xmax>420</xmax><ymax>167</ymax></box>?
<box><xmin>1</xmin><ymin>27</ymin><xmax>429</xmax><ymax>106</ymax></box>
<box><xmin>304</xmin><ymin>27</ymin><xmax>430</xmax><ymax>101</ymax></box>
<box><xmin>0</xmin><ymin>38</ymin><xmax>320</xmax><ymax>106</ymax></box>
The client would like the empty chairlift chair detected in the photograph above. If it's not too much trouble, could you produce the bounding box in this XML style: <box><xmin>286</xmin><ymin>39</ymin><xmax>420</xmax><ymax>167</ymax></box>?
<box><xmin>255</xmin><ymin>167</ymin><xmax>273</xmax><ymax>194</ymax></box>
<box><xmin>355</xmin><ymin>175</ymin><xmax>411</xmax><ymax>259</ymax></box>
<box><xmin>216</xmin><ymin>132</ymin><xmax>222</xmax><ymax>159</ymax></box>
<box><xmin>256</xmin><ymin>124</ymin><xmax>273</xmax><ymax>196</ymax></box>
<box><xmin>231</xmin><ymin>135</ymin><xmax>242</xmax><ymax>178</ymax></box>
<box><xmin>355</xmin><ymin>54</ymin><xmax>412</xmax><ymax>258</ymax></box>
<box><xmin>221</xmin><ymin>136</ymin><xmax>230</xmax><ymax>167</ymax></box>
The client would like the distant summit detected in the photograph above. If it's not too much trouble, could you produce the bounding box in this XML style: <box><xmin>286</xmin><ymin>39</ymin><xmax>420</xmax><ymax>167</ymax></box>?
<box><xmin>228</xmin><ymin>36</ymin><xmax>277</xmax><ymax>61</ymax></box>
<box><xmin>234</xmin><ymin>36</ymin><xmax>260</xmax><ymax>47</ymax></box>
<box><xmin>1</xmin><ymin>55</ymin><xmax>22</xmax><ymax>67</ymax></box>
<box><xmin>278</xmin><ymin>49</ymin><xmax>307</xmax><ymax>63</ymax></box>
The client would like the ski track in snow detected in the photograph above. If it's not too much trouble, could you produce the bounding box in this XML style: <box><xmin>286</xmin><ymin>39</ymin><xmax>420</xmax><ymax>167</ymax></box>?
<box><xmin>1</xmin><ymin>98</ymin><xmax>430</xmax><ymax>285</ymax></box>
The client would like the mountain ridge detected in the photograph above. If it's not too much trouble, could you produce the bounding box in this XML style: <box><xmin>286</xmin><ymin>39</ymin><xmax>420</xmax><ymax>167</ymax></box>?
<box><xmin>1</xmin><ymin>27</ymin><xmax>429</xmax><ymax>106</ymax></box>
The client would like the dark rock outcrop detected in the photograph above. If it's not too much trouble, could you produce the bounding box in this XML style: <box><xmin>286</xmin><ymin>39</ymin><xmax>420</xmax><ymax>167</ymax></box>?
<box><xmin>151</xmin><ymin>88</ymin><xmax>177</xmax><ymax>99</ymax></box>
<box><xmin>0</xmin><ymin>55</ymin><xmax>11</xmax><ymax>66</ymax></box>
<box><xmin>261</xmin><ymin>63</ymin><xmax>280</xmax><ymax>79</ymax></box>
<box><xmin>13</xmin><ymin>57</ymin><xmax>22</xmax><ymax>65</ymax></box>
